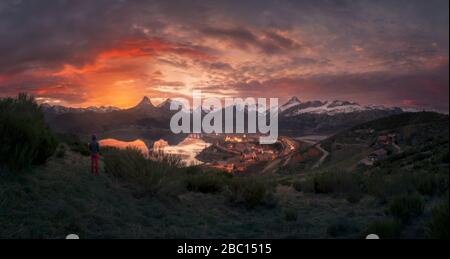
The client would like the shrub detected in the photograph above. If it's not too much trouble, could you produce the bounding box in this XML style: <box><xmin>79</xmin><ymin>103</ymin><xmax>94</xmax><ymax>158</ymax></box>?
<box><xmin>55</xmin><ymin>145</ymin><xmax>66</xmax><ymax>158</ymax></box>
<box><xmin>186</xmin><ymin>171</ymin><xmax>229</xmax><ymax>194</ymax></box>
<box><xmin>441</xmin><ymin>150</ymin><xmax>449</xmax><ymax>163</ymax></box>
<box><xmin>346</xmin><ymin>192</ymin><xmax>362</xmax><ymax>204</ymax></box>
<box><xmin>283</xmin><ymin>208</ymin><xmax>298</xmax><ymax>222</ymax></box>
<box><xmin>412</xmin><ymin>172</ymin><xmax>449</xmax><ymax>197</ymax></box>
<box><xmin>366</xmin><ymin>173</ymin><xmax>415</xmax><ymax>202</ymax></box>
<box><xmin>327</xmin><ymin>218</ymin><xmax>358</xmax><ymax>238</ymax></box>
<box><xmin>292</xmin><ymin>181</ymin><xmax>302</xmax><ymax>192</ymax></box>
<box><xmin>148</xmin><ymin>150</ymin><xmax>185</xmax><ymax>168</ymax></box>
<box><xmin>0</xmin><ymin>93</ymin><xmax>58</xmax><ymax>171</ymax></box>
<box><xmin>56</xmin><ymin>134</ymin><xmax>90</xmax><ymax>156</ymax></box>
<box><xmin>103</xmin><ymin>147</ymin><xmax>180</xmax><ymax>195</ymax></box>
<box><xmin>226</xmin><ymin>175</ymin><xmax>276</xmax><ymax>208</ymax></box>
<box><xmin>428</xmin><ymin>201</ymin><xmax>449</xmax><ymax>239</ymax></box>
<box><xmin>388</xmin><ymin>195</ymin><xmax>424</xmax><ymax>223</ymax></box>
<box><xmin>312</xmin><ymin>170</ymin><xmax>362</xmax><ymax>194</ymax></box>
<box><xmin>364</xmin><ymin>218</ymin><xmax>402</xmax><ymax>239</ymax></box>
<box><xmin>292</xmin><ymin>179</ymin><xmax>315</xmax><ymax>193</ymax></box>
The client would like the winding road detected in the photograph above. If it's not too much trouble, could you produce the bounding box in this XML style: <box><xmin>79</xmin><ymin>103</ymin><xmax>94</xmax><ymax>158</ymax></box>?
<box><xmin>294</xmin><ymin>136</ymin><xmax>330</xmax><ymax>169</ymax></box>
<box><xmin>312</xmin><ymin>144</ymin><xmax>329</xmax><ymax>169</ymax></box>
<box><xmin>261</xmin><ymin>136</ymin><xmax>298</xmax><ymax>174</ymax></box>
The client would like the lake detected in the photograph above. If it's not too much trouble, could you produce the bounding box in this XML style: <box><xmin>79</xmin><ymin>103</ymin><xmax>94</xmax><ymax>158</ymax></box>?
<box><xmin>99</xmin><ymin>136</ymin><xmax>211</xmax><ymax>166</ymax></box>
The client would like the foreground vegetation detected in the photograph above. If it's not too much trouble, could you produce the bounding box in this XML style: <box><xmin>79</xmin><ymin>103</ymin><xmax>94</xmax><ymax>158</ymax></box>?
<box><xmin>0</xmin><ymin>95</ymin><xmax>448</xmax><ymax>239</ymax></box>
<box><xmin>1</xmin><ymin>142</ymin><xmax>446</xmax><ymax>238</ymax></box>
<box><xmin>289</xmin><ymin>112</ymin><xmax>449</xmax><ymax>238</ymax></box>
<box><xmin>1</xmin><ymin>145</ymin><xmax>381</xmax><ymax>238</ymax></box>
<box><xmin>0</xmin><ymin>94</ymin><xmax>57</xmax><ymax>171</ymax></box>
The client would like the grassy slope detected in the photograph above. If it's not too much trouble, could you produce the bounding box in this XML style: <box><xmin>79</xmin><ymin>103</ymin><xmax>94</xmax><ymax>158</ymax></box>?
<box><xmin>0</xmin><ymin>148</ymin><xmax>382</xmax><ymax>239</ymax></box>
<box><xmin>282</xmin><ymin>112</ymin><xmax>449</xmax><ymax>238</ymax></box>
<box><xmin>1</xmin><ymin>112</ymin><xmax>447</xmax><ymax>239</ymax></box>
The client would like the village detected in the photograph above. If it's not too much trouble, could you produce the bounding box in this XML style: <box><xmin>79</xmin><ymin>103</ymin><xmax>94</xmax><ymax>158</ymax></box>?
<box><xmin>198</xmin><ymin>134</ymin><xmax>298</xmax><ymax>173</ymax></box>
<box><xmin>358</xmin><ymin>130</ymin><xmax>401</xmax><ymax>167</ymax></box>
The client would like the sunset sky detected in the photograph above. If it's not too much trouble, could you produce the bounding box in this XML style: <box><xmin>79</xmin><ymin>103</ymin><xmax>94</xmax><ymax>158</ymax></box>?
<box><xmin>0</xmin><ymin>0</ymin><xmax>448</xmax><ymax>111</ymax></box>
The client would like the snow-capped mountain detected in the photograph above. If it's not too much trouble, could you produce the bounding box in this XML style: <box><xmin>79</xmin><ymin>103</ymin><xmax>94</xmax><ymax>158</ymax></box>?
<box><xmin>280</xmin><ymin>98</ymin><xmax>402</xmax><ymax>116</ymax></box>
<box><xmin>41</xmin><ymin>103</ymin><xmax>120</xmax><ymax>114</ymax></box>
<box><xmin>277</xmin><ymin>97</ymin><xmax>406</xmax><ymax>135</ymax></box>
<box><xmin>85</xmin><ymin>106</ymin><xmax>121</xmax><ymax>113</ymax></box>
<box><xmin>280</xmin><ymin>97</ymin><xmax>301</xmax><ymax>111</ymax></box>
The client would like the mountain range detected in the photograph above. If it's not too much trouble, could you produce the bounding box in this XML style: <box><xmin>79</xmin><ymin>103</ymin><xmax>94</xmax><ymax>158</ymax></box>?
<box><xmin>42</xmin><ymin>96</ymin><xmax>410</xmax><ymax>115</ymax></box>
<box><xmin>41</xmin><ymin>103</ymin><xmax>121</xmax><ymax>114</ymax></box>
<box><xmin>42</xmin><ymin>96</ymin><xmax>417</xmax><ymax>136</ymax></box>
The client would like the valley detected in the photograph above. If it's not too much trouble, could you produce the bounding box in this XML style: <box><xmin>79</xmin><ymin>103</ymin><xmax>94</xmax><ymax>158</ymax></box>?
<box><xmin>1</xmin><ymin>94</ymin><xmax>448</xmax><ymax>239</ymax></box>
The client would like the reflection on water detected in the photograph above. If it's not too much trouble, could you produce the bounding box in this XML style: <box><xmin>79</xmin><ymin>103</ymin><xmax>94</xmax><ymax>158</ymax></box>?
<box><xmin>99</xmin><ymin>137</ymin><xmax>210</xmax><ymax>166</ymax></box>
<box><xmin>154</xmin><ymin>137</ymin><xmax>211</xmax><ymax>166</ymax></box>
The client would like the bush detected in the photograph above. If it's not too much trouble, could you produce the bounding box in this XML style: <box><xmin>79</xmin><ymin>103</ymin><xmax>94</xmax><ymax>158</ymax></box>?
<box><xmin>148</xmin><ymin>150</ymin><xmax>185</xmax><ymax>168</ymax></box>
<box><xmin>283</xmin><ymin>208</ymin><xmax>298</xmax><ymax>222</ymax></box>
<box><xmin>55</xmin><ymin>145</ymin><xmax>66</xmax><ymax>158</ymax></box>
<box><xmin>346</xmin><ymin>192</ymin><xmax>362</xmax><ymax>204</ymax></box>
<box><xmin>412</xmin><ymin>172</ymin><xmax>449</xmax><ymax>197</ymax></box>
<box><xmin>226</xmin><ymin>176</ymin><xmax>276</xmax><ymax>208</ymax></box>
<box><xmin>388</xmin><ymin>195</ymin><xmax>424</xmax><ymax>223</ymax></box>
<box><xmin>327</xmin><ymin>218</ymin><xmax>358</xmax><ymax>238</ymax></box>
<box><xmin>428</xmin><ymin>201</ymin><xmax>449</xmax><ymax>239</ymax></box>
<box><xmin>364</xmin><ymin>218</ymin><xmax>402</xmax><ymax>239</ymax></box>
<box><xmin>186</xmin><ymin>171</ymin><xmax>229</xmax><ymax>194</ymax></box>
<box><xmin>312</xmin><ymin>170</ymin><xmax>362</xmax><ymax>194</ymax></box>
<box><xmin>292</xmin><ymin>180</ymin><xmax>315</xmax><ymax>193</ymax></box>
<box><xmin>0</xmin><ymin>93</ymin><xmax>58</xmax><ymax>171</ymax></box>
<box><xmin>103</xmin><ymin>147</ymin><xmax>180</xmax><ymax>195</ymax></box>
<box><xmin>366</xmin><ymin>173</ymin><xmax>415</xmax><ymax>202</ymax></box>
<box><xmin>56</xmin><ymin>134</ymin><xmax>90</xmax><ymax>156</ymax></box>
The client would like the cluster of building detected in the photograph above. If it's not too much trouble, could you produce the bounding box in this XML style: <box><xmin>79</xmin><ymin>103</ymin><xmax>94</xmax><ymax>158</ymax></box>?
<box><xmin>358</xmin><ymin>132</ymin><xmax>398</xmax><ymax>167</ymax></box>
<box><xmin>224</xmin><ymin>136</ymin><xmax>244</xmax><ymax>143</ymax></box>
<box><xmin>376</xmin><ymin>133</ymin><xmax>397</xmax><ymax>146</ymax></box>
<box><xmin>205</xmin><ymin>135</ymin><xmax>280</xmax><ymax>173</ymax></box>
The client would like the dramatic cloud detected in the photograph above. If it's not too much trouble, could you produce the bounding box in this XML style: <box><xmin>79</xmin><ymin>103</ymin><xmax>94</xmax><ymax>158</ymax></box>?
<box><xmin>201</xmin><ymin>27</ymin><xmax>302</xmax><ymax>54</ymax></box>
<box><xmin>0</xmin><ymin>0</ymin><xmax>448</xmax><ymax>111</ymax></box>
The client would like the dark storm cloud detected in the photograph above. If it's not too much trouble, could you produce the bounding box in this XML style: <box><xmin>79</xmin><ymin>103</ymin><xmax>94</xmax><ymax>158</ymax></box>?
<box><xmin>0</xmin><ymin>0</ymin><xmax>448</xmax><ymax>110</ymax></box>
<box><xmin>0</xmin><ymin>0</ymin><xmax>164</xmax><ymax>74</ymax></box>
<box><xmin>216</xmin><ymin>62</ymin><xmax>449</xmax><ymax>112</ymax></box>
<box><xmin>1</xmin><ymin>0</ymin><xmax>447</xmax><ymax>73</ymax></box>
<box><xmin>202</xmin><ymin>27</ymin><xmax>302</xmax><ymax>54</ymax></box>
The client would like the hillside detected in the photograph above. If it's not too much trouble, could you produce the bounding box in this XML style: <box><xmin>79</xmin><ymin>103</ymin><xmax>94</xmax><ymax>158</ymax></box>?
<box><xmin>1</xmin><ymin>96</ymin><xmax>447</xmax><ymax>239</ymax></box>
<box><xmin>282</xmin><ymin>112</ymin><xmax>449</xmax><ymax>238</ymax></box>
<box><xmin>279</xmin><ymin>109</ymin><xmax>403</xmax><ymax>136</ymax></box>
<box><xmin>0</xmin><ymin>147</ymin><xmax>384</xmax><ymax>239</ymax></box>
<box><xmin>320</xmin><ymin>112</ymin><xmax>449</xmax><ymax>170</ymax></box>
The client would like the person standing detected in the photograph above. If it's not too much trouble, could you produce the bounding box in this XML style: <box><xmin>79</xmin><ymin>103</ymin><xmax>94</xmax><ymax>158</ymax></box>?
<box><xmin>89</xmin><ymin>135</ymin><xmax>100</xmax><ymax>175</ymax></box>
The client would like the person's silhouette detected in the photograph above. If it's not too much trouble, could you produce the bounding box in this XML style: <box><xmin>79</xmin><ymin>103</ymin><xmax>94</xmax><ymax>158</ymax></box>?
<box><xmin>89</xmin><ymin>135</ymin><xmax>100</xmax><ymax>175</ymax></box>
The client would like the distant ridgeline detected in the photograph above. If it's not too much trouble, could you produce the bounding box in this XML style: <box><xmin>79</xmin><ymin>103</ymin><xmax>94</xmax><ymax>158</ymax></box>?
<box><xmin>42</xmin><ymin>96</ymin><xmax>406</xmax><ymax>136</ymax></box>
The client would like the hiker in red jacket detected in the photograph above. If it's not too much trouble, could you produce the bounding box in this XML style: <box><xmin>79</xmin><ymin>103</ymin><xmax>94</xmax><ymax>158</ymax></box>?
<box><xmin>89</xmin><ymin>135</ymin><xmax>100</xmax><ymax>175</ymax></box>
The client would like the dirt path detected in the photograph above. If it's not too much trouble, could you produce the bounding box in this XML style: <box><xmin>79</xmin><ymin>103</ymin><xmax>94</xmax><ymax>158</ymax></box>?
<box><xmin>313</xmin><ymin>144</ymin><xmax>329</xmax><ymax>169</ymax></box>
<box><xmin>392</xmin><ymin>143</ymin><xmax>402</xmax><ymax>154</ymax></box>
<box><xmin>261</xmin><ymin>158</ymin><xmax>282</xmax><ymax>174</ymax></box>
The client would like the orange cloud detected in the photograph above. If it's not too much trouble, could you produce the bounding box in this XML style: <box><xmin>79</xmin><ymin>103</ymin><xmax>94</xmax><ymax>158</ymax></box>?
<box><xmin>30</xmin><ymin>38</ymin><xmax>214</xmax><ymax>108</ymax></box>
